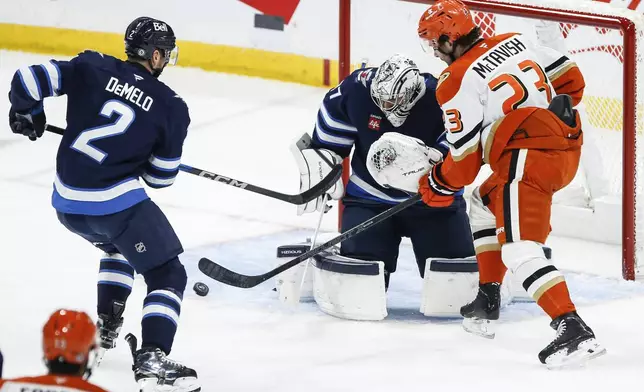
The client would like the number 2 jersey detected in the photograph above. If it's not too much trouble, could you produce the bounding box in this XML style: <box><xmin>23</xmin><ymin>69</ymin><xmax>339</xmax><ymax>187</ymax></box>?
<box><xmin>9</xmin><ymin>51</ymin><xmax>190</xmax><ymax>216</ymax></box>
<box><xmin>430</xmin><ymin>33</ymin><xmax>585</xmax><ymax>191</ymax></box>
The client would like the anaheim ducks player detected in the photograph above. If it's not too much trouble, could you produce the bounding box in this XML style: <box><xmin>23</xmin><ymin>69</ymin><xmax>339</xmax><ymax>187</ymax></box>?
<box><xmin>412</xmin><ymin>0</ymin><xmax>605</xmax><ymax>368</ymax></box>
<box><xmin>0</xmin><ymin>309</ymin><xmax>108</xmax><ymax>392</ymax></box>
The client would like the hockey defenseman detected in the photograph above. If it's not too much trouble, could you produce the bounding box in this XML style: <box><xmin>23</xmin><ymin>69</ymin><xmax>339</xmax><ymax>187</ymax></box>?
<box><xmin>0</xmin><ymin>309</ymin><xmax>108</xmax><ymax>392</ymax></box>
<box><xmin>8</xmin><ymin>17</ymin><xmax>199</xmax><ymax>390</ymax></box>
<box><xmin>410</xmin><ymin>0</ymin><xmax>606</xmax><ymax>367</ymax></box>
<box><xmin>292</xmin><ymin>53</ymin><xmax>476</xmax><ymax>319</ymax></box>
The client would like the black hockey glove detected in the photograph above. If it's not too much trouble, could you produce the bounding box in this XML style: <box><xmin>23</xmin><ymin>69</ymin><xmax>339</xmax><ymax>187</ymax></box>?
<box><xmin>9</xmin><ymin>101</ymin><xmax>46</xmax><ymax>141</ymax></box>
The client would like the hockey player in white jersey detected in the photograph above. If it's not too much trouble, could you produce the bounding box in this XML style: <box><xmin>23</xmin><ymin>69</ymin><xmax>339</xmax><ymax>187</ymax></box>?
<box><xmin>411</xmin><ymin>0</ymin><xmax>605</xmax><ymax>367</ymax></box>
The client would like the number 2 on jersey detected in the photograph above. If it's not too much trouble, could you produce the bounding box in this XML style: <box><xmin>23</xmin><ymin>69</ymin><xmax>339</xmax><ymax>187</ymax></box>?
<box><xmin>71</xmin><ymin>100</ymin><xmax>135</xmax><ymax>163</ymax></box>
<box><xmin>488</xmin><ymin>60</ymin><xmax>552</xmax><ymax>115</ymax></box>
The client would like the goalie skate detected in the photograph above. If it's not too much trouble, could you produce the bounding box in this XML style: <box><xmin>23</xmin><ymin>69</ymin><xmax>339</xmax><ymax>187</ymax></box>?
<box><xmin>539</xmin><ymin>312</ymin><xmax>606</xmax><ymax>369</ymax></box>
<box><xmin>460</xmin><ymin>283</ymin><xmax>500</xmax><ymax>339</ymax></box>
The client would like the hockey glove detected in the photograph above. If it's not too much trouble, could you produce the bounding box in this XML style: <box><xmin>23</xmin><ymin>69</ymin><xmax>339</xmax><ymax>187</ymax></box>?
<box><xmin>9</xmin><ymin>101</ymin><xmax>46</xmax><ymax>141</ymax></box>
<box><xmin>291</xmin><ymin>133</ymin><xmax>344</xmax><ymax>215</ymax></box>
<box><xmin>418</xmin><ymin>164</ymin><xmax>456</xmax><ymax>208</ymax></box>
<box><xmin>367</xmin><ymin>132</ymin><xmax>443</xmax><ymax>193</ymax></box>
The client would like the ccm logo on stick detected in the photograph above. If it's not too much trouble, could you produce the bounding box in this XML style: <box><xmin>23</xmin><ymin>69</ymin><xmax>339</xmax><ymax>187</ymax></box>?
<box><xmin>198</xmin><ymin>171</ymin><xmax>248</xmax><ymax>189</ymax></box>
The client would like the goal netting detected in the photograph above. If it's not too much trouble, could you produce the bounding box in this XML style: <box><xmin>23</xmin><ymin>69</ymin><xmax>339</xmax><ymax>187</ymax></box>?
<box><xmin>339</xmin><ymin>0</ymin><xmax>644</xmax><ymax>280</ymax></box>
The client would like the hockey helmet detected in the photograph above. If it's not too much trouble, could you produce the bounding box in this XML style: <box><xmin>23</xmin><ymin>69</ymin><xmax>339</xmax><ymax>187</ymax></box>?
<box><xmin>370</xmin><ymin>54</ymin><xmax>426</xmax><ymax>127</ymax></box>
<box><xmin>125</xmin><ymin>17</ymin><xmax>178</xmax><ymax>66</ymax></box>
<box><xmin>418</xmin><ymin>0</ymin><xmax>477</xmax><ymax>53</ymax></box>
<box><xmin>43</xmin><ymin>309</ymin><xmax>98</xmax><ymax>365</ymax></box>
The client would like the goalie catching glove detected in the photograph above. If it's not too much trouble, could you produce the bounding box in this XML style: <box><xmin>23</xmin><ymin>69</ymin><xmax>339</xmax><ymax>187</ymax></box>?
<box><xmin>366</xmin><ymin>132</ymin><xmax>443</xmax><ymax>193</ymax></box>
<box><xmin>291</xmin><ymin>133</ymin><xmax>344</xmax><ymax>215</ymax></box>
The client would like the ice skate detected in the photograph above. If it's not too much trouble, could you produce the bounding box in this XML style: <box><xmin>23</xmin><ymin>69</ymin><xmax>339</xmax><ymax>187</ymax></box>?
<box><xmin>539</xmin><ymin>311</ymin><xmax>606</xmax><ymax>369</ymax></box>
<box><xmin>134</xmin><ymin>347</ymin><xmax>200</xmax><ymax>392</ymax></box>
<box><xmin>460</xmin><ymin>282</ymin><xmax>501</xmax><ymax>339</ymax></box>
<box><xmin>95</xmin><ymin>300</ymin><xmax>125</xmax><ymax>364</ymax></box>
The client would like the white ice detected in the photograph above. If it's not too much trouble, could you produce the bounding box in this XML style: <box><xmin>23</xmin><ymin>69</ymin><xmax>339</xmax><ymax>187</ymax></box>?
<box><xmin>1</xmin><ymin>50</ymin><xmax>644</xmax><ymax>391</ymax></box>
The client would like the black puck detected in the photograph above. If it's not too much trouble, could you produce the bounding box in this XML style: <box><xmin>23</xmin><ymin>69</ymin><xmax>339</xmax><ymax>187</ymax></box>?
<box><xmin>193</xmin><ymin>282</ymin><xmax>209</xmax><ymax>297</ymax></box>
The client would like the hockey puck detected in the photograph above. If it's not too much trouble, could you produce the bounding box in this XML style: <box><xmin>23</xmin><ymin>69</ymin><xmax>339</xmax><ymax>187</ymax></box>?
<box><xmin>193</xmin><ymin>282</ymin><xmax>209</xmax><ymax>297</ymax></box>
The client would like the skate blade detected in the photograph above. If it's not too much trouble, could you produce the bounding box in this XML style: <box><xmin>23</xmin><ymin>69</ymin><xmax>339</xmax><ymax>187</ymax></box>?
<box><xmin>545</xmin><ymin>339</ymin><xmax>607</xmax><ymax>370</ymax></box>
<box><xmin>462</xmin><ymin>317</ymin><xmax>496</xmax><ymax>339</ymax></box>
<box><xmin>138</xmin><ymin>377</ymin><xmax>201</xmax><ymax>392</ymax></box>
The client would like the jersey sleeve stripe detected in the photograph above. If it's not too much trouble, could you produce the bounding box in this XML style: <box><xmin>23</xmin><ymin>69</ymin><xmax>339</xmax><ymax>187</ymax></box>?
<box><xmin>319</xmin><ymin>103</ymin><xmax>358</xmax><ymax>133</ymax></box>
<box><xmin>41</xmin><ymin>61</ymin><xmax>61</xmax><ymax>96</ymax></box>
<box><xmin>149</xmin><ymin>155</ymin><xmax>181</xmax><ymax>171</ymax></box>
<box><xmin>36</xmin><ymin>65</ymin><xmax>54</xmax><ymax>98</ymax></box>
<box><xmin>52</xmin><ymin>61</ymin><xmax>63</xmax><ymax>92</ymax></box>
<box><xmin>544</xmin><ymin>56</ymin><xmax>569</xmax><ymax>73</ymax></box>
<box><xmin>448</xmin><ymin>120</ymin><xmax>483</xmax><ymax>161</ymax></box>
<box><xmin>314</xmin><ymin>118</ymin><xmax>355</xmax><ymax>147</ymax></box>
<box><xmin>142</xmin><ymin>172</ymin><xmax>176</xmax><ymax>187</ymax></box>
<box><xmin>450</xmin><ymin>120</ymin><xmax>483</xmax><ymax>150</ymax></box>
<box><xmin>18</xmin><ymin>66</ymin><xmax>41</xmax><ymax>101</ymax></box>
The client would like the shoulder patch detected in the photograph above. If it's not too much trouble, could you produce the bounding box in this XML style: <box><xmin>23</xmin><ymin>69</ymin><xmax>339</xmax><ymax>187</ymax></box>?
<box><xmin>437</xmin><ymin>72</ymin><xmax>450</xmax><ymax>89</ymax></box>
<box><xmin>355</xmin><ymin>68</ymin><xmax>375</xmax><ymax>88</ymax></box>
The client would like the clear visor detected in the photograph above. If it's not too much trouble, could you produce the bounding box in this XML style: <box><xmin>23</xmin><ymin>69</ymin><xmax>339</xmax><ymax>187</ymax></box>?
<box><xmin>419</xmin><ymin>37</ymin><xmax>438</xmax><ymax>56</ymax></box>
<box><xmin>164</xmin><ymin>46</ymin><xmax>179</xmax><ymax>66</ymax></box>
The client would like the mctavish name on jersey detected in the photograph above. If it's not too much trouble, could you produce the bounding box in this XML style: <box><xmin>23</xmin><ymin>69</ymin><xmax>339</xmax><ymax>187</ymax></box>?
<box><xmin>105</xmin><ymin>77</ymin><xmax>154</xmax><ymax>111</ymax></box>
<box><xmin>198</xmin><ymin>171</ymin><xmax>248</xmax><ymax>189</ymax></box>
<box><xmin>473</xmin><ymin>37</ymin><xmax>527</xmax><ymax>78</ymax></box>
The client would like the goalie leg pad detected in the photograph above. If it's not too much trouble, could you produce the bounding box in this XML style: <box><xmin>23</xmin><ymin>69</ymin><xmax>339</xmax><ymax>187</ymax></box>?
<box><xmin>275</xmin><ymin>243</ymin><xmax>314</xmax><ymax>303</ymax></box>
<box><xmin>312</xmin><ymin>252</ymin><xmax>387</xmax><ymax>321</ymax></box>
<box><xmin>420</xmin><ymin>257</ymin><xmax>479</xmax><ymax>317</ymax></box>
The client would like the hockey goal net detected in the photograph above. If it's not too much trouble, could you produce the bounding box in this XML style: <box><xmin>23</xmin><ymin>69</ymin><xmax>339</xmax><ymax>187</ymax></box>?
<box><xmin>338</xmin><ymin>0</ymin><xmax>644</xmax><ymax>280</ymax></box>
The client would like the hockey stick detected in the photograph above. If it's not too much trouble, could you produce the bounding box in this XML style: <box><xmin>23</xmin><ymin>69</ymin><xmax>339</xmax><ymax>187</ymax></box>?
<box><xmin>44</xmin><ymin>124</ymin><xmax>342</xmax><ymax>205</ymax></box>
<box><xmin>199</xmin><ymin>194</ymin><xmax>422</xmax><ymax>288</ymax></box>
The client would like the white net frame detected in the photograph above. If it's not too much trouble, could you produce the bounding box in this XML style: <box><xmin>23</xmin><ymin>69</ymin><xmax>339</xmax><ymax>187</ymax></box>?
<box><xmin>338</xmin><ymin>0</ymin><xmax>644</xmax><ymax>280</ymax></box>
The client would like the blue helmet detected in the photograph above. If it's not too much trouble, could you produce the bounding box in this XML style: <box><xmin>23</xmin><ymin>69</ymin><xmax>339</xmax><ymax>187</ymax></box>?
<box><xmin>124</xmin><ymin>17</ymin><xmax>177</xmax><ymax>65</ymax></box>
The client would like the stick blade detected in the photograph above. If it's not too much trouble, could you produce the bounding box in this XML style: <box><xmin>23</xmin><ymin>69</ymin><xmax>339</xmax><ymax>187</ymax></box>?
<box><xmin>198</xmin><ymin>258</ymin><xmax>263</xmax><ymax>288</ymax></box>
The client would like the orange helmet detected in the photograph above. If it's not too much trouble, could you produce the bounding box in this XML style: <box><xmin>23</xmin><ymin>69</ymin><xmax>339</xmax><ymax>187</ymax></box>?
<box><xmin>43</xmin><ymin>309</ymin><xmax>97</xmax><ymax>365</ymax></box>
<box><xmin>418</xmin><ymin>0</ymin><xmax>477</xmax><ymax>46</ymax></box>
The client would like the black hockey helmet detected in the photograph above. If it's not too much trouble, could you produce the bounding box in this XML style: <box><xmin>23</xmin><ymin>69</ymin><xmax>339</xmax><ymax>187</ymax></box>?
<box><xmin>124</xmin><ymin>17</ymin><xmax>178</xmax><ymax>66</ymax></box>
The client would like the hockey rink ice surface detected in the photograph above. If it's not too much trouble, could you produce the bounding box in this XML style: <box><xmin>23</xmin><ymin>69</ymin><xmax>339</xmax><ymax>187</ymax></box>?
<box><xmin>2</xmin><ymin>50</ymin><xmax>644</xmax><ymax>391</ymax></box>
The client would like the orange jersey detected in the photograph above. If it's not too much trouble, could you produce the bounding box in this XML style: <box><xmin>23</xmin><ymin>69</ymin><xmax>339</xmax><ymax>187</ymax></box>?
<box><xmin>433</xmin><ymin>32</ymin><xmax>585</xmax><ymax>189</ymax></box>
<box><xmin>0</xmin><ymin>375</ymin><xmax>108</xmax><ymax>392</ymax></box>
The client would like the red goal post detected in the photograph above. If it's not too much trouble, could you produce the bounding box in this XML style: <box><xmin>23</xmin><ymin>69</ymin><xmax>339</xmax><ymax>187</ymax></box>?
<box><xmin>337</xmin><ymin>0</ymin><xmax>642</xmax><ymax>280</ymax></box>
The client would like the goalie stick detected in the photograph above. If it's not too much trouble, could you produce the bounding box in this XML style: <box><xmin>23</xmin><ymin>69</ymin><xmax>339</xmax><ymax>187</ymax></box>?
<box><xmin>199</xmin><ymin>194</ymin><xmax>422</xmax><ymax>288</ymax></box>
<box><xmin>44</xmin><ymin>124</ymin><xmax>342</xmax><ymax>205</ymax></box>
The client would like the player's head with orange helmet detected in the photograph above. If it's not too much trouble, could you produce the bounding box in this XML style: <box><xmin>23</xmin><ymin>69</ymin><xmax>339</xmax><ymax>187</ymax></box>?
<box><xmin>417</xmin><ymin>0</ymin><xmax>482</xmax><ymax>65</ymax></box>
<box><xmin>42</xmin><ymin>309</ymin><xmax>98</xmax><ymax>378</ymax></box>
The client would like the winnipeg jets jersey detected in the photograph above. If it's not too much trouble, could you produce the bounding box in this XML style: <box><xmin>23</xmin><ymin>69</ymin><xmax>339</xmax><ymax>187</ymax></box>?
<box><xmin>432</xmin><ymin>32</ymin><xmax>585</xmax><ymax>188</ymax></box>
<box><xmin>9</xmin><ymin>51</ymin><xmax>190</xmax><ymax>216</ymax></box>
<box><xmin>311</xmin><ymin>67</ymin><xmax>463</xmax><ymax>206</ymax></box>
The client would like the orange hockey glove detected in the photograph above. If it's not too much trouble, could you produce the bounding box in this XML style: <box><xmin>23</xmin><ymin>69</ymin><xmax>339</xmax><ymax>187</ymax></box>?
<box><xmin>418</xmin><ymin>165</ymin><xmax>457</xmax><ymax>208</ymax></box>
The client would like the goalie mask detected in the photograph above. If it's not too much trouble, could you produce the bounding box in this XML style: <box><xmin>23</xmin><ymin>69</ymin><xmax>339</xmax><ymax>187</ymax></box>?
<box><xmin>370</xmin><ymin>54</ymin><xmax>426</xmax><ymax>127</ymax></box>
